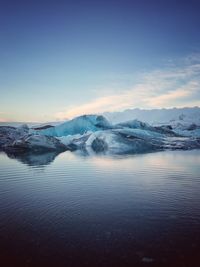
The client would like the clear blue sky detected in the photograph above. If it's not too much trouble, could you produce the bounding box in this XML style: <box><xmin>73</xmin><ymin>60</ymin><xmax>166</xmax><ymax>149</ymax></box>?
<box><xmin>1</xmin><ymin>0</ymin><xmax>200</xmax><ymax>122</ymax></box>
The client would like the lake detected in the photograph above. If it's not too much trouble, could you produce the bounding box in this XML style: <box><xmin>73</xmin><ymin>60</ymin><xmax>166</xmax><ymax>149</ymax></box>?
<box><xmin>0</xmin><ymin>150</ymin><xmax>200</xmax><ymax>267</ymax></box>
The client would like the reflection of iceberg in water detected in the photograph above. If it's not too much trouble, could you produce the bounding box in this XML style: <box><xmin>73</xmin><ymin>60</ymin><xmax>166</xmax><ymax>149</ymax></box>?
<box><xmin>5</xmin><ymin>151</ymin><xmax>62</xmax><ymax>167</ymax></box>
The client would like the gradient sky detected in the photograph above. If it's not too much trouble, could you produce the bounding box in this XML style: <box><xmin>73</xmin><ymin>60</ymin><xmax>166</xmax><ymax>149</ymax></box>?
<box><xmin>0</xmin><ymin>0</ymin><xmax>200</xmax><ymax>122</ymax></box>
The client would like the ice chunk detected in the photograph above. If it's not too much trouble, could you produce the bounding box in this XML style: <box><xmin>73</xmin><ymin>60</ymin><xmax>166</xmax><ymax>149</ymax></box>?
<box><xmin>0</xmin><ymin>125</ymin><xmax>29</xmax><ymax>148</ymax></box>
<box><xmin>7</xmin><ymin>134</ymin><xmax>67</xmax><ymax>152</ymax></box>
<box><xmin>65</xmin><ymin>129</ymin><xmax>164</xmax><ymax>154</ymax></box>
<box><xmin>62</xmin><ymin>126</ymin><xmax>200</xmax><ymax>154</ymax></box>
<box><xmin>34</xmin><ymin>115</ymin><xmax>111</xmax><ymax>137</ymax></box>
<box><xmin>115</xmin><ymin>119</ymin><xmax>177</xmax><ymax>136</ymax></box>
<box><xmin>116</xmin><ymin>119</ymin><xmax>153</xmax><ymax>131</ymax></box>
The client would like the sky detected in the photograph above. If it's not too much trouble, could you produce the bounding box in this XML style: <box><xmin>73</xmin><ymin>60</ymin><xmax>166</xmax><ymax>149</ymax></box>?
<box><xmin>0</xmin><ymin>0</ymin><xmax>200</xmax><ymax>122</ymax></box>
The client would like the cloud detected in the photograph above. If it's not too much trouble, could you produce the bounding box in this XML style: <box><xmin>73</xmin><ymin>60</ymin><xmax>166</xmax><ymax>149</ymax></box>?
<box><xmin>56</xmin><ymin>55</ymin><xmax>200</xmax><ymax>119</ymax></box>
<box><xmin>0</xmin><ymin>112</ymin><xmax>7</xmax><ymax>122</ymax></box>
<box><xmin>148</xmin><ymin>80</ymin><xmax>199</xmax><ymax>106</ymax></box>
<box><xmin>0</xmin><ymin>117</ymin><xmax>7</xmax><ymax>122</ymax></box>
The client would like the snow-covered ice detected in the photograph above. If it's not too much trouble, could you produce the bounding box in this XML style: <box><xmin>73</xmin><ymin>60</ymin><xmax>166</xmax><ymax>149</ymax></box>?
<box><xmin>1</xmin><ymin>114</ymin><xmax>200</xmax><ymax>155</ymax></box>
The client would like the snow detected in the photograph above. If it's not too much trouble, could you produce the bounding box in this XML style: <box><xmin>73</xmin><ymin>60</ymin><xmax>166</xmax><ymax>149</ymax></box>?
<box><xmin>103</xmin><ymin>107</ymin><xmax>200</xmax><ymax>125</ymax></box>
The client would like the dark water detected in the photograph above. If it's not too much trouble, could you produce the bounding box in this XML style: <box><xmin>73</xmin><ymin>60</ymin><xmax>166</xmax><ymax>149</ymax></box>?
<box><xmin>0</xmin><ymin>150</ymin><xmax>200</xmax><ymax>267</ymax></box>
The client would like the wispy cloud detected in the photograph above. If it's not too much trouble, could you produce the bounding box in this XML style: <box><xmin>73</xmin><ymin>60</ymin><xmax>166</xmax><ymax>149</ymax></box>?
<box><xmin>56</xmin><ymin>54</ymin><xmax>200</xmax><ymax>120</ymax></box>
<box><xmin>146</xmin><ymin>81</ymin><xmax>199</xmax><ymax>107</ymax></box>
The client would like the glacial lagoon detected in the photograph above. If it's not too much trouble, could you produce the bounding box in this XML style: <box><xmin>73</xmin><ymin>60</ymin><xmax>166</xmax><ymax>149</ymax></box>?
<box><xmin>0</xmin><ymin>150</ymin><xmax>200</xmax><ymax>266</ymax></box>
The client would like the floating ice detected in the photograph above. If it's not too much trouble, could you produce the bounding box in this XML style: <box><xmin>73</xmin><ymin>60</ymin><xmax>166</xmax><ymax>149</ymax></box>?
<box><xmin>34</xmin><ymin>115</ymin><xmax>112</xmax><ymax>137</ymax></box>
<box><xmin>1</xmin><ymin>114</ymin><xmax>200</xmax><ymax>155</ymax></box>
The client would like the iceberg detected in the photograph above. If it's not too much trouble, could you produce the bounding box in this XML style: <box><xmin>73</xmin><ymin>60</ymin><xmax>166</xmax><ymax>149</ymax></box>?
<box><xmin>115</xmin><ymin>119</ymin><xmax>178</xmax><ymax>136</ymax></box>
<box><xmin>58</xmin><ymin>128</ymin><xmax>164</xmax><ymax>155</ymax></box>
<box><xmin>171</xmin><ymin>123</ymin><xmax>200</xmax><ymax>138</ymax></box>
<box><xmin>58</xmin><ymin>126</ymin><xmax>200</xmax><ymax>155</ymax></box>
<box><xmin>1</xmin><ymin>124</ymin><xmax>67</xmax><ymax>153</ymax></box>
<box><xmin>115</xmin><ymin>119</ymin><xmax>154</xmax><ymax>131</ymax></box>
<box><xmin>1</xmin><ymin>114</ymin><xmax>200</xmax><ymax>155</ymax></box>
<box><xmin>34</xmin><ymin>115</ymin><xmax>112</xmax><ymax>137</ymax></box>
<box><xmin>86</xmin><ymin>129</ymin><xmax>163</xmax><ymax>154</ymax></box>
<box><xmin>0</xmin><ymin>125</ymin><xmax>29</xmax><ymax>148</ymax></box>
<box><xmin>8</xmin><ymin>134</ymin><xmax>67</xmax><ymax>152</ymax></box>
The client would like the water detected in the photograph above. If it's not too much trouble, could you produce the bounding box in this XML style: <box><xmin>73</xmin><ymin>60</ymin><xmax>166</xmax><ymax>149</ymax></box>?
<box><xmin>0</xmin><ymin>150</ymin><xmax>200</xmax><ymax>267</ymax></box>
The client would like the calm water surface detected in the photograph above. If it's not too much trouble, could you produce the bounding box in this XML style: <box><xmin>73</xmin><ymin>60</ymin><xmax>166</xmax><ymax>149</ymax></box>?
<box><xmin>0</xmin><ymin>150</ymin><xmax>200</xmax><ymax>267</ymax></box>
